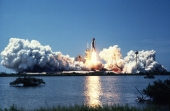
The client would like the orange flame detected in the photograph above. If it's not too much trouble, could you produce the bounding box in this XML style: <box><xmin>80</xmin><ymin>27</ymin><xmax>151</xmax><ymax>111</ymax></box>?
<box><xmin>91</xmin><ymin>51</ymin><xmax>97</xmax><ymax>64</ymax></box>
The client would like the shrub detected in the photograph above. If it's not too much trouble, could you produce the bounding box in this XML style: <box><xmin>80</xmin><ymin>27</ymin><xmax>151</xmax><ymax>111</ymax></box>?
<box><xmin>143</xmin><ymin>79</ymin><xmax>170</xmax><ymax>103</ymax></box>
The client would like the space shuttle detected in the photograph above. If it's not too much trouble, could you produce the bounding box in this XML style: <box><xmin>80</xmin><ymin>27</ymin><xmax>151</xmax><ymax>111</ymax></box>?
<box><xmin>91</xmin><ymin>38</ymin><xmax>95</xmax><ymax>51</ymax></box>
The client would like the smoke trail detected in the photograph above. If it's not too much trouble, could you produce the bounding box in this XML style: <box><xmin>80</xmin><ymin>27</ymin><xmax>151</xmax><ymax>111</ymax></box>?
<box><xmin>1</xmin><ymin>38</ymin><xmax>78</xmax><ymax>72</ymax></box>
<box><xmin>99</xmin><ymin>45</ymin><xmax>167</xmax><ymax>73</ymax></box>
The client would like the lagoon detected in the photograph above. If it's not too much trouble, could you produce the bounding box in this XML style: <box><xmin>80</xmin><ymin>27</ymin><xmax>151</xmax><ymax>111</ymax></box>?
<box><xmin>0</xmin><ymin>75</ymin><xmax>169</xmax><ymax>110</ymax></box>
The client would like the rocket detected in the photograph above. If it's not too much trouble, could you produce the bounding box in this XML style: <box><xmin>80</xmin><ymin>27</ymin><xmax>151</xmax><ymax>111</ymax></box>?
<box><xmin>92</xmin><ymin>38</ymin><xmax>95</xmax><ymax>51</ymax></box>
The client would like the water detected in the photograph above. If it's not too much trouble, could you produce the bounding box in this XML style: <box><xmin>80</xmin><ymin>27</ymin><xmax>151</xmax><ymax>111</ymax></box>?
<box><xmin>0</xmin><ymin>75</ymin><xmax>169</xmax><ymax>109</ymax></box>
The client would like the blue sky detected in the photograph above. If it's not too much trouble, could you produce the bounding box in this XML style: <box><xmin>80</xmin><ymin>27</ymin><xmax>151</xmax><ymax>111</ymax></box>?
<box><xmin>0</xmin><ymin>0</ymin><xmax>170</xmax><ymax>72</ymax></box>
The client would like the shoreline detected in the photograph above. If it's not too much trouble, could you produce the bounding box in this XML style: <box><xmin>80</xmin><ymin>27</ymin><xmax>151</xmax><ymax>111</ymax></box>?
<box><xmin>0</xmin><ymin>73</ymin><xmax>169</xmax><ymax>77</ymax></box>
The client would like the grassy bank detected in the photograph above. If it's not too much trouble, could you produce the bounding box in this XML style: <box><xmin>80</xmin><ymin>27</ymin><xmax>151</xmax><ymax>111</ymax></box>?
<box><xmin>0</xmin><ymin>104</ymin><xmax>168</xmax><ymax>111</ymax></box>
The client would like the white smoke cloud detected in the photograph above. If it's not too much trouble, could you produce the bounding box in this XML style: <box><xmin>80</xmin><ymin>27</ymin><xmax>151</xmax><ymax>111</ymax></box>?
<box><xmin>0</xmin><ymin>38</ymin><xmax>83</xmax><ymax>72</ymax></box>
<box><xmin>99</xmin><ymin>45</ymin><xmax>167</xmax><ymax>73</ymax></box>
<box><xmin>99</xmin><ymin>45</ymin><xmax>124</xmax><ymax>72</ymax></box>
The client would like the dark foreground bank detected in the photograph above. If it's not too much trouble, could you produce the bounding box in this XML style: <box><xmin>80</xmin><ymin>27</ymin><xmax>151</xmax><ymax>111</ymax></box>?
<box><xmin>0</xmin><ymin>104</ymin><xmax>169</xmax><ymax>111</ymax></box>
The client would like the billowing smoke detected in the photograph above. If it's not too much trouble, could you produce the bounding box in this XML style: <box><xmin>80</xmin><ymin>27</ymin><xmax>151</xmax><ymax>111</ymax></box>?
<box><xmin>0</xmin><ymin>38</ymin><xmax>85</xmax><ymax>72</ymax></box>
<box><xmin>99</xmin><ymin>45</ymin><xmax>124</xmax><ymax>73</ymax></box>
<box><xmin>99</xmin><ymin>45</ymin><xmax>167</xmax><ymax>73</ymax></box>
<box><xmin>1</xmin><ymin>38</ymin><xmax>167</xmax><ymax>73</ymax></box>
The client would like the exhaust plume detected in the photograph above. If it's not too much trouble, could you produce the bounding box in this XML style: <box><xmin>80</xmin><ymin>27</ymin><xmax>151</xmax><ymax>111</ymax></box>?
<box><xmin>122</xmin><ymin>50</ymin><xmax>167</xmax><ymax>73</ymax></box>
<box><xmin>99</xmin><ymin>45</ymin><xmax>124</xmax><ymax>73</ymax></box>
<box><xmin>99</xmin><ymin>45</ymin><xmax>167</xmax><ymax>73</ymax></box>
<box><xmin>84</xmin><ymin>50</ymin><xmax>103</xmax><ymax>71</ymax></box>
<box><xmin>1</xmin><ymin>38</ymin><xmax>78</xmax><ymax>72</ymax></box>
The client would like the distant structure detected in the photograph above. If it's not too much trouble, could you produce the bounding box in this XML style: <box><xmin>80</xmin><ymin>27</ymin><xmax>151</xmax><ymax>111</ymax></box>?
<box><xmin>135</xmin><ymin>51</ymin><xmax>138</xmax><ymax>70</ymax></box>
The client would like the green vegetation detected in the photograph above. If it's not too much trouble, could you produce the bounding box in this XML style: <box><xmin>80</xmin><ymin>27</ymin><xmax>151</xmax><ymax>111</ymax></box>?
<box><xmin>143</xmin><ymin>79</ymin><xmax>170</xmax><ymax>103</ymax></box>
<box><xmin>0</xmin><ymin>104</ymin><xmax>168</xmax><ymax>111</ymax></box>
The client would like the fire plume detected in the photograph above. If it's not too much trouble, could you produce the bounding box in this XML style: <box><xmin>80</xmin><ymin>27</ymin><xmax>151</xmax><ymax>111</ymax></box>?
<box><xmin>91</xmin><ymin>51</ymin><xmax>97</xmax><ymax>64</ymax></box>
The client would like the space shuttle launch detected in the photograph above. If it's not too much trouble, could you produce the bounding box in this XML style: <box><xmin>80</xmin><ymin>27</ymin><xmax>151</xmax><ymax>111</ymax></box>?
<box><xmin>1</xmin><ymin>38</ymin><xmax>167</xmax><ymax>73</ymax></box>
<box><xmin>91</xmin><ymin>38</ymin><xmax>95</xmax><ymax>51</ymax></box>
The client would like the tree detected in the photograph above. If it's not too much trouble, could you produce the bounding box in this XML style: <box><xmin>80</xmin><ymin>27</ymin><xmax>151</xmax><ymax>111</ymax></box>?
<box><xmin>143</xmin><ymin>79</ymin><xmax>170</xmax><ymax>103</ymax></box>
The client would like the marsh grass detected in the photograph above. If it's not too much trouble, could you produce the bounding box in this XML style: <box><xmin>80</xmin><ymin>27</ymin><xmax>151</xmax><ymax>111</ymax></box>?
<box><xmin>0</xmin><ymin>104</ymin><xmax>167</xmax><ymax>111</ymax></box>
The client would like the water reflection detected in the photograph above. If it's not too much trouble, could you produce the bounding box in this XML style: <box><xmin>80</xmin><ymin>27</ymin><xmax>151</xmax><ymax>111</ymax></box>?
<box><xmin>84</xmin><ymin>76</ymin><xmax>102</xmax><ymax>106</ymax></box>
